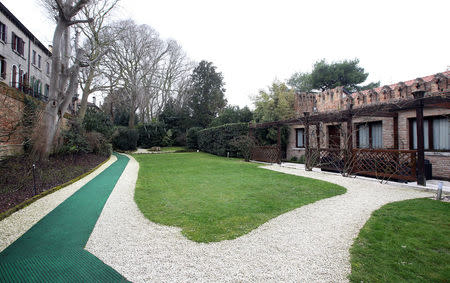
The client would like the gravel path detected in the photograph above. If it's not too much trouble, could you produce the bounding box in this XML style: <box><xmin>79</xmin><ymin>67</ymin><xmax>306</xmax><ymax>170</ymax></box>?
<box><xmin>0</xmin><ymin>155</ymin><xmax>117</xmax><ymax>253</ymax></box>
<box><xmin>86</xmin><ymin>156</ymin><xmax>431</xmax><ymax>282</ymax></box>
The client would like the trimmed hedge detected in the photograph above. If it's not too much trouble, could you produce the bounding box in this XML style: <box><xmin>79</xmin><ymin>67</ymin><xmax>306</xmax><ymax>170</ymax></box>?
<box><xmin>197</xmin><ymin>123</ymin><xmax>249</xmax><ymax>157</ymax></box>
<box><xmin>112</xmin><ymin>126</ymin><xmax>139</xmax><ymax>151</ymax></box>
<box><xmin>186</xmin><ymin>127</ymin><xmax>203</xmax><ymax>149</ymax></box>
<box><xmin>137</xmin><ymin>122</ymin><xmax>166</xmax><ymax>148</ymax></box>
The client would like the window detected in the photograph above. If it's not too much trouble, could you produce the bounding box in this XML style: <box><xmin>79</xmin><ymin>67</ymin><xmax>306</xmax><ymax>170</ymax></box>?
<box><xmin>38</xmin><ymin>55</ymin><xmax>41</xmax><ymax>69</ymax></box>
<box><xmin>410</xmin><ymin>117</ymin><xmax>449</xmax><ymax>150</ymax></box>
<box><xmin>11</xmin><ymin>33</ymin><xmax>25</xmax><ymax>56</ymax></box>
<box><xmin>11</xmin><ymin>65</ymin><xmax>17</xmax><ymax>88</ymax></box>
<box><xmin>0</xmin><ymin>22</ymin><xmax>6</xmax><ymax>42</ymax></box>
<box><xmin>44</xmin><ymin>84</ymin><xmax>49</xmax><ymax>99</ymax></box>
<box><xmin>46</xmin><ymin>62</ymin><xmax>50</xmax><ymax>75</ymax></box>
<box><xmin>32</xmin><ymin>50</ymin><xmax>36</xmax><ymax>65</ymax></box>
<box><xmin>296</xmin><ymin>128</ymin><xmax>304</xmax><ymax>148</ymax></box>
<box><xmin>357</xmin><ymin>121</ymin><xmax>383</xmax><ymax>148</ymax></box>
<box><xmin>0</xmin><ymin>56</ymin><xmax>6</xmax><ymax>79</ymax></box>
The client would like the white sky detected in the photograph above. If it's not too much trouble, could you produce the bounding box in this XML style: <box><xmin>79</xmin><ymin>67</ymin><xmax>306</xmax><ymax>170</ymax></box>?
<box><xmin>2</xmin><ymin>0</ymin><xmax>450</xmax><ymax>108</ymax></box>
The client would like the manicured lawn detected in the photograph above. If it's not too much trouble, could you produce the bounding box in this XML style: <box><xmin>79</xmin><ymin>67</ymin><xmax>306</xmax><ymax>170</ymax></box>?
<box><xmin>349</xmin><ymin>198</ymin><xmax>450</xmax><ymax>282</ymax></box>
<box><xmin>133</xmin><ymin>152</ymin><xmax>346</xmax><ymax>242</ymax></box>
<box><xmin>147</xmin><ymin>146</ymin><xmax>186</xmax><ymax>152</ymax></box>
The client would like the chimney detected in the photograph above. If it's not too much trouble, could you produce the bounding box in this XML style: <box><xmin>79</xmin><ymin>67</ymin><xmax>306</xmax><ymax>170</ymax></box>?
<box><xmin>92</xmin><ymin>96</ymin><xmax>96</xmax><ymax>106</ymax></box>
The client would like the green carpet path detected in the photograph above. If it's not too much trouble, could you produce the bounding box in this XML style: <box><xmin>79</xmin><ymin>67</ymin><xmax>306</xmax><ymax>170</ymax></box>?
<box><xmin>0</xmin><ymin>153</ymin><xmax>129</xmax><ymax>282</ymax></box>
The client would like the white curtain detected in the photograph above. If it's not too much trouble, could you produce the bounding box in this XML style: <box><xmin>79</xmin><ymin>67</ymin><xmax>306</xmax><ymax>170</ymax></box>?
<box><xmin>359</xmin><ymin>124</ymin><xmax>369</xmax><ymax>148</ymax></box>
<box><xmin>433</xmin><ymin>117</ymin><xmax>449</xmax><ymax>150</ymax></box>
<box><xmin>412</xmin><ymin>120</ymin><xmax>429</xmax><ymax>150</ymax></box>
<box><xmin>297</xmin><ymin>129</ymin><xmax>304</xmax><ymax>147</ymax></box>
<box><xmin>372</xmin><ymin>122</ymin><xmax>383</xmax><ymax>148</ymax></box>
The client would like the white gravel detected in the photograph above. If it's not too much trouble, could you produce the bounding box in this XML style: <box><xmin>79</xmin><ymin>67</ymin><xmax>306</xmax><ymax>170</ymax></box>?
<box><xmin>0</xmin><ymin>155</ymin><xmax>117</xmax><ymax>252</ymax></box>
<box><xmin>86</xmin><ymin>155</ymin><xmax>432</xmax><ymax>282</ymax></box>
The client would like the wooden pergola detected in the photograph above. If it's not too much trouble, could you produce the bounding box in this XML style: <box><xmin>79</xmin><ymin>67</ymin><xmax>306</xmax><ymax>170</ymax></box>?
<box><xmin>249</xmin><ymin>91</ymin><xmax>450</xmax><ymax>186</ymax></box>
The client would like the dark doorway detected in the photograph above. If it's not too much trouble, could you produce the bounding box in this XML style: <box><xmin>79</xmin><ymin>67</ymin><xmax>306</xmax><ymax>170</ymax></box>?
<box><xmin>328</xmin><ymin>125</ymin><xmax>341</xmax><ymax>148</ymax></box>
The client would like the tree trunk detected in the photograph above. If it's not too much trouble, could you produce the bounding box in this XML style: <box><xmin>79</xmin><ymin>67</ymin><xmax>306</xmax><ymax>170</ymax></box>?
<box><xmin>77</xmin><ymin>66</ymin><xmax>95</xmax><ymax>121</ymax></box>
<box><xmin>32</xmin><ymin>20</ymin><xmax>67</xmax><ymax>160</ymax></box>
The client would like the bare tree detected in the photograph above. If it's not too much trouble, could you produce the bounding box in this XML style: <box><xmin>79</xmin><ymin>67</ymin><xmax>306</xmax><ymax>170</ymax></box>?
<box><xmin>33</xmin><ymin>0</ymin><xmax>93</xmax><ymax>160</ymax></box>
<box><xmin>77</xmin><ymin>0</ymin><xmax>119</xmax><ymax>121</ymax></box>
<box><xmin>103</xmin><ymin>20</ymin><xmax>170</xmax><ymax>128</ymax></box>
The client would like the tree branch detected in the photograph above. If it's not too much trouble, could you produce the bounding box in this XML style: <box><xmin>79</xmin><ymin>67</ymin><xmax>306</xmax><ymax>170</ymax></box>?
<box><xmin>68</xmin><ymin>18</ymin><xmax>93</xmax><ymax>26</ymax></box>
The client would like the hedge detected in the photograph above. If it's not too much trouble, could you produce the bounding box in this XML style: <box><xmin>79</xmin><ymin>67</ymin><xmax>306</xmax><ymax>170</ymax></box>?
<box><xmin>197</xmin><ymin>123</ymin><xmax>249</xmax><ymax>157</ymax></box>
<box><xmin>137</xmin><ymin>122</ymin><xmax>166</xmax><ymax>148</ymax></box>
<box><xmin>186</xmin><ymin>127</ymin><xmax>203</xmax><ymax>149</ymax></box>
<box><xmin>112</xmin><ymin>126</ymin><xmax>139</xmax><ymax>151</ymax></box>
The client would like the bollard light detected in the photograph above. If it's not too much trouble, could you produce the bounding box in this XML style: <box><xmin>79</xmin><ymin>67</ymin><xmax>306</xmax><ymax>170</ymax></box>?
<box><xmin>436</xmin><ymin>181</ymin><xmax>443</xmax><ymax>200</ymax></box>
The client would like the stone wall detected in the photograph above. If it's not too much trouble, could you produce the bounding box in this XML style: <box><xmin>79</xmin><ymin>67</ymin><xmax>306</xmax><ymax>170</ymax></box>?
<box><xmin>0</xmin><ymin>82</ymin><xmax>43</xmax><ymax>156</ymax></box>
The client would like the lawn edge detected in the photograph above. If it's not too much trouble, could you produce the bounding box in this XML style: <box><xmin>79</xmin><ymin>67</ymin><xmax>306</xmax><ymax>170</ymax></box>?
<box><xmin>0</xmin><ymin>154</ymin><xmax>112</xmax><ymax>221</ymax></box>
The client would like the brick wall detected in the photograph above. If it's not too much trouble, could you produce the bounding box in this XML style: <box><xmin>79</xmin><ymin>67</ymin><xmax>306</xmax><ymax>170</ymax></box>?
<box><xmin>0</xmin><ymin>82</ymin><xmax>44</xmax><ymax>156</ymax></box>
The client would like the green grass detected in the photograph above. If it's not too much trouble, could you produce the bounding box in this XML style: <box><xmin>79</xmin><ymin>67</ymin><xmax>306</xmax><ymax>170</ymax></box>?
<box><xmin>147</xmin><ymin>146</ymin><xmax>186</xmax><ymax>152</ymax></box>
<box><xmin>349</xmin><ymin>198</ymin><xmax>450</xmax><ymax>282</ymax></box>
<box><xmin>133</xmin><ymin>152</ymin><xmax>346</xmax><ymax>242</ymax></box>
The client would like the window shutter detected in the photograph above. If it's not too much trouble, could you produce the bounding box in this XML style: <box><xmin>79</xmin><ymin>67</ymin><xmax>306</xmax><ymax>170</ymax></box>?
<box><xmin>11</xmin><ymin>32</ymin><xmax>15</xmax><ymax>50</ymax></box>
<box><xmin>1</xmin><ymin>59</ymin><xmax>6</xmax><ymax>79</ymax></box>
<box><xmin>4</xmin><ymin>24</ymin><xmax>7</xmax><ymax>42</ymax></box>
<box><xmin>20</xmin><ymin>39</ymin><xmax>25</xmax><ymax>55</ymax></box>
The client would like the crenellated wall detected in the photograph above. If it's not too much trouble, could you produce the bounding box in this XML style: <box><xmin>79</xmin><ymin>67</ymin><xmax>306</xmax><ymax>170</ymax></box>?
<box><xmin>295</xmin><ymin>71</ymin><xmax>449</xmax><ymax>115</ymax></box>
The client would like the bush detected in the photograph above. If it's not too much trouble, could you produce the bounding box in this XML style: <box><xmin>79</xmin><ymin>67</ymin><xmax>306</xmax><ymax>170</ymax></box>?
<box><xmin>83</xmin><ymin>108</ymin><xmax>114</xmax><ymax>140</ymax></box>
<box><xmin>197</xmin><ymin>123</ymin><xmax>249</xmax><ymax>157</ymax></box>
<box><xmin>162</xmin><ymin>129</ymin><xmax>174</xmax><ymax>147</ymax></box>
<box><xmin>137</xmin><ymin>122</ymin><xmax>166</xmax><ymax>148</ymax></box>
<box><xmin>85</xmin><ymin>131</ymin><xmax>112</xmax><ymax>157</ymax></box>
<box><xmin>230</xmin><ymin>135</ymin><xmax>255</xmax><ymax>161</ymax></box>
<box><xmin>186</xmin><ymin>127</ymin><xmax>202</xmax><ymax>149</ymax></box>
<box><xmin>57</xmin><ymin>120</ymin><xmax>90</xmax><ymax>155</ymax></box>
<box><xmin>112</xmin><ymin>126</ymin><xmax>139</xmax><ymax>151</ymax></box>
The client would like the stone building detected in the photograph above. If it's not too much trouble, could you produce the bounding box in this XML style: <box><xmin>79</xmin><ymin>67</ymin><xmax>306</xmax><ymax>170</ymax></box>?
<box><xmin>0</xmin><ymin>2</ymin><xmax>51</xmax><ymax>100</ymax></box>
<box><xmin>286</xmin><ymin>71</ymin><xmax>449</xmax><ymax>180</ymax></box>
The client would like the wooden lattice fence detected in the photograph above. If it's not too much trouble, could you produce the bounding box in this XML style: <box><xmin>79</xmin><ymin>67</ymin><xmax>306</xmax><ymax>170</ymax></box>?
<box><xmin>308</xmin><ymin>148</ymin><xmax>417</xmax><ymax>181</ymax></box>
<box><xmin>251</xmin><ymin>146</ymin><xmax>280</xmax><ymax>163</ymax></box>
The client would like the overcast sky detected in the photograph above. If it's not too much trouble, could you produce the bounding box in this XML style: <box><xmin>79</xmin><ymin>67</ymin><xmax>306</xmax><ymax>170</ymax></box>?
<box><xmin>2</xmin><ymin>0</ymin><xmax>449</xmax><ymax>108</ymax></box>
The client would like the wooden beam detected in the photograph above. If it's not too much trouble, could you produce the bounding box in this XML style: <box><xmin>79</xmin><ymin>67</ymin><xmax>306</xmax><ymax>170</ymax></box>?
<box><xmin>277</xmin><ymin>125</ymin><xmax>281</xmax><ymax>164</ymax></box>
<box><xmin>304</xmin><ymin>112</ymin><xmax>311</xmax><ymax>171</ymax></box>
<box><xmin>413</xmin><ymin>91</ymin><xmax>426</xmax><ymax>186</ymax></box>
<box><xmin>393</xmin><ymin>113</ymin><xmax>399</xmax><ymax>149</ymax></box>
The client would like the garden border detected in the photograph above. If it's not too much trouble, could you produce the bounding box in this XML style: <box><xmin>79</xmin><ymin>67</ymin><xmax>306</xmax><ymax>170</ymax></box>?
<box><xmin>0</xmin><ymin>154</ymin><xmax>113</xmax><ymax>221</ymax></box>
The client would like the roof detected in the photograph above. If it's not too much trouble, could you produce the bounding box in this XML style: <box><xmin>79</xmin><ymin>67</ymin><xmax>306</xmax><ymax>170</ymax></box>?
<box><xmin>355</xmin><ymin>70</ymin><xmax>450</xmax><ymax>96</ymax></box>
<box><xmin>0</xmin><ymin>2</ymin><xmax>52</xmax><ymax>57</ymax></box>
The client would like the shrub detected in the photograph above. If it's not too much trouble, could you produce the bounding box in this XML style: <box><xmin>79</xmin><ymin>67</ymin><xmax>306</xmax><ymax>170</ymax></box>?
<box><xmin>83</xmin><ymin>108</ymin><xmax>114</xmax><ymax>139</ymax></box>
<box><xmin>112</xmin><ymin>126</ymin><xmax>139</xmax><ymax>151</ymax></box>
<box><xmin>298</xmin><ymin>155</ymin><xmax>306</xmax><ymax>164</ymax></box>
<box><xmin>137</xmin><ymin>122</ymin><xmax>166</xmax><ymax>148</ymax></box>
<box><xmin>197</xmin><ymin>123</ymin><xmax>249</xmax><ymax>157</ymax></box>
<box><xmin>186</xmin><ymin>127</ymin><xmax>202</xmax><ymax>149</ymax></box>
<box><xmin>85</xmin><ymin>131</ymin><xmax>112</xmax><ymax>157</ymax></box>
<box><xmin>162</xmin><ymin>129</ymin><xmax>174</xmax><ymax>147</ymax></box>
<box><xmin>98</xmin><ymin>142</ymin><xmax>113</xmax><ymax>157</ymax></box>
<box><xmin>230</xmin><ymin>135</ymin><xmax>255</xmax><ymax>161</ymax></box>
<box><xmin>57</xmin><ymin>120</ymin><xmax>90</xmax><ymax>155</ymax></box>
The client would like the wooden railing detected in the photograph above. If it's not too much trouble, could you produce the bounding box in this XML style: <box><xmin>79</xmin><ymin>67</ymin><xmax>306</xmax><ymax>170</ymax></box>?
<box><xmin>251</xmin><ymin>146</ymin><xmax>280</xmax><ymax>163</ymax></box>
<box><xmin>308</xmin><ymin>148</ymin><xmax>417</xmax><ymax>181</ymax></box>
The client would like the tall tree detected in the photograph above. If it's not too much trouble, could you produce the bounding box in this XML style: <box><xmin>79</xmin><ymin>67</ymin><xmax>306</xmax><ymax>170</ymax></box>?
<box><xmin>77</xmin><ymin>0</ymin><xmax>119</xmax><ymax>121</ymax></box>
<box><xmin>253</xmin><ymin>81</ymin><xmax>296</xmax><ymax>123</ymax></box>
<box><xmin>103</xmin><ymin>20</ymin><xmax>169</xmax><ymax>128</ymax></box>
<box><xmin>187</xmin><ymin>60</ymin><xmax>227</xmax><ymax>128</ymax></box>
<box><xmin>288</xmin><ymin>59</ymin><xmax>380</xmax><ymax>93</ymax></box>
<box><xmin>210</xmin><ymin>105</ymin><xmax>253</xmax><ymax>127</ymax></box>
<box><xmin>33</xmin><ymin>0</ymin><xmax>93</xmax><ymax>160</ymax></box>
